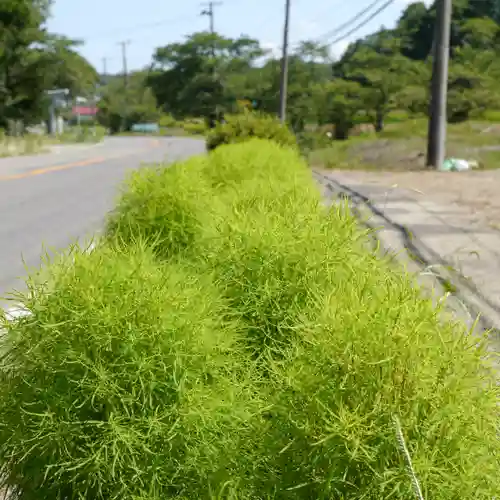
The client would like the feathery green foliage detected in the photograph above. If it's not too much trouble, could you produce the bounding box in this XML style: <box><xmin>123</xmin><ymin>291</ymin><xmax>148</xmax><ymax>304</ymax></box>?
<box><xmin>206</xmin><ymin>112</ymin><xmax>297</xmax><ymax>151</ymax></box>
<box><xmin>0</xmin><ymin>139</ymin><xmax>498</xmax><ymax>499</ymax></box>
<box><xmin>0</xmin><ymin>243</ymin><xmax>264</xmax><ymax>499</ymax></box>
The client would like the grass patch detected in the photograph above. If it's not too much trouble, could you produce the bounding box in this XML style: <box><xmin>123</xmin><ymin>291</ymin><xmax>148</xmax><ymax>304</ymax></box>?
<box><xmin>0</xmin><ymin>127</ymin><xmax>106</xmax><ymax>159</ymax></box>
<box><xmin>0</xmin><ymin>138</ymin><xmax>498</xmax><ymax>498</ymax></box>
<box><xmin>56</xmin><ymin>126</ymin><xmax>106</xmax><ymax>144</ymax></box>
<box><xmin>311</xmin><ymin>115</ymin><xmax>500</xmax><ymax>170</ymax></box>
<box><xmin>0</xmin><ymin>134</ymin><xmax>48</xmax><ymax>157</ymax></box>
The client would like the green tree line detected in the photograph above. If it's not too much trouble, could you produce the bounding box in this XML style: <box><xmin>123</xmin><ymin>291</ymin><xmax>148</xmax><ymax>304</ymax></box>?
<box><xmin>5</xmin><ymin>0</ymin><xmax>500</xmax><ymax>137</ymax></box>
<box><xmin>0</xmin><ymin>0</ymin><xmax>98</xmax><ymax>132</ymax></box>
<box><xmin>98</xmin><ymin>0</ymin><xmax>500</xmax><ymax>136</ymax></box>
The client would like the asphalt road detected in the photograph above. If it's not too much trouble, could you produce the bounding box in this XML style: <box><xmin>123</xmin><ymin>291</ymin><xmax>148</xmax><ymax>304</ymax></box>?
<box><xmin>0</xmin><ymin>137</ymin><xmax>205</xmax><ymax>306</ymax></box>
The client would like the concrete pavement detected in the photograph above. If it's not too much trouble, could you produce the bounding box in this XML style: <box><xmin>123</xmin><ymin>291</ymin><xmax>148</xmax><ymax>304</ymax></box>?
<box><xmin>314</xmin><ymin>169</ymin><xmax>500</xmax><ymax>353</ymax></box>
<box><xmin>0</xmin><ymin>137</ymin><xmax>205</xmax><ymax>305</ymax></box>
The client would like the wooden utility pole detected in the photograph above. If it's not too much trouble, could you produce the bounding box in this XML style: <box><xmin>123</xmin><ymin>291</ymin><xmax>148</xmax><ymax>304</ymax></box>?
<box><xmin>100</xmin><ymin>57</ymin><xmax>109</xmax><ymax>87</ymax></box>
<box><xmin>201</xmin><ymin>1</ymin><xmax>223</xmax><ymax>123</ymax></box>
<box><xmin>279</xmin><ymin>0</ymin><xmax>291</xmax><ymax>124</ymax></box>
<box><xmin>119</xmin><ymin>41</ymin><xmax>130</xmax><ymax>89</ymax></box>
<box><xmin>118</xmin><ymin>41</ymin><xmax>131</xmax><ymax>131</ymax></box>
<box><xmin>102</xmin><ymin>57</ymin><xmax>107</xmax><ymax>78</ymax></box>
<box><xmin>201</xmin><ymin>1</ymin><xmax>222</xmax><ymax>57</ymax></box>
<box><xmin>426</xmin><ymin>0</ymin><xmax>452</xmax><ymax>168</ymax></box>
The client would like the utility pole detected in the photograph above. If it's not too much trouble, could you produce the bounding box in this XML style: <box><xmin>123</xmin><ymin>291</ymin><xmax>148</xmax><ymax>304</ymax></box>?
<box><xmin>201</xmin><ymin>1</ymin><xmax>222</xmax><ymax>125</ymax></box>
<box><xmin>102</xmin><ymin>57</ymin><xmax>108</xmax><ymax>79</ymax></box>
<box><xmin>100</xmin><ymin>57</ymin><xmax>109</xmax><ymax>88</ymax></box>
<box><xmin>119</xmin><ymin>41</ymin><xmax>130</xmax><ymax>89</ymax></box>
<box><xmin>201</xmin><ymin>1</ymin><xmax>222</xmax><ymax>58</ymax></box>
<box><xmin>118</xmin><ymin>41</ymin><xmax>131</xmax><ymax>131</ymax></box>
<box><xmin>279</xmin><ymin>0</ymin><xmax>291</xmax><ymax>123</ymax></box>
<box><xmin>426</xmin><ymin>0</ymin><xmax>452</xmax><ymax>169</ymax></box>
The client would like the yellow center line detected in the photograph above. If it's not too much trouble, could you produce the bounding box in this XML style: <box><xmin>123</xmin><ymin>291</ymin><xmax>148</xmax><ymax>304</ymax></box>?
<box><xmin>0</xmin><ymin>139</ymin><xmax>161</xmax><ymax>182</ymax></box>
<box><xmin>0</xmin><ymin>157</ymin><xmax>107</xmax><ymax>181</ymax></box>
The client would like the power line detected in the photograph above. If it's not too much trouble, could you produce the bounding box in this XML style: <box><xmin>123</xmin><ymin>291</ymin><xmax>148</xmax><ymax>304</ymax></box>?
<box><xmin>305</xmin><ymin>0</ymin><xmax>348</xmax><ymax>29</ymax></box>
<box><xmin>287</xmin><ymin>0</ymin><xmax>392</xmax><ymax>55</ymax></box>
<box><xmin>322</xmin><ymin>0</ymin><xmax>396</xmax><ymax>47</ymax></box>
<box><xmin>315</xmin><ymin>0</ymin><xmax>387</xmax><ymax>44</ymax></box>
<box><xmin>82</xmin><ymin>15</ymin><xmax>196</xmax><ymax>42</ymax></box>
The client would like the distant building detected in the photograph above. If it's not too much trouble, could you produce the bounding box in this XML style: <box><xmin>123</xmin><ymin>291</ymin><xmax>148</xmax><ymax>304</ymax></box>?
<box><xmin>72</xmin><ymin>106</ymin><xmax>98</xmax><ymax>117</ymax></box>
<box><xmin>70</xmin><ymin>105</ymin><xmax>98</xmax><ymax>124</ymax></box>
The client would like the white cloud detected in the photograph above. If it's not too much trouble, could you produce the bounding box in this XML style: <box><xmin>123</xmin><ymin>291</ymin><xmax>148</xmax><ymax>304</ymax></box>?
<box><xmin>330</xmin><ymin>39</ymin><xmax>351</xmax><ymax>59</ymax></box>
<box><xmin>261</xmin><ymin>42</ymin><xmax>281</xmax><ymax>58</ymax></box>
<box><xmin>294</xmin><ymin>19</ymin><xmax>321</xmax><ymax>40</ymax></box>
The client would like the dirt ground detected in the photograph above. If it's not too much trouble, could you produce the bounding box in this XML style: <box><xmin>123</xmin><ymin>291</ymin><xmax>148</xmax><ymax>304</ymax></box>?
<box><xmin>325</xmin><ymin>168</ymin><xmax>500</xmax><ymax>229</ymax></box>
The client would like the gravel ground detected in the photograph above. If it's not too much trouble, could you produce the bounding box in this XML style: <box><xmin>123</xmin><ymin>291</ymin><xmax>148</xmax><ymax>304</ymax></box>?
<box><xmin>321</xmin><ymin>169</ymin><xmax>500</xmax><ymax>229</ymax></box>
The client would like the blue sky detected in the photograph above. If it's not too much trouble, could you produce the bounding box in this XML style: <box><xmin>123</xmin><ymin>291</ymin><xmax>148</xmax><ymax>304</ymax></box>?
<box><xmin>47</xmin><ymin>0</ymin><xmax>423</xmax><ymax>73</ymax></box>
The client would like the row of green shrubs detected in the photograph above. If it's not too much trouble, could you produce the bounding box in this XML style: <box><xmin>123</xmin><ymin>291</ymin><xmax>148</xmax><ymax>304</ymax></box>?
<box><xmin>0</xmin><ymin>138</ymin><xmax>498</xmax><ymax>498</ymax></box>
<box><xmin>158</xmin><ymin>114</ymin><xmax>208</xmax><ymax>136</ymax></box>
<box><xmin>0</xmin><ymin>132</ymin><xmax>47</xmax><ymax>157</ymax></box>
<box><xmin>57</xmin><ymin>124</ymin><xmax>107</xmax><ymax>143</ymax></box>
<box><xmin>159</xmin><ymin>110</ymin><xmax>297</xmax><ymax>143</ymax></box>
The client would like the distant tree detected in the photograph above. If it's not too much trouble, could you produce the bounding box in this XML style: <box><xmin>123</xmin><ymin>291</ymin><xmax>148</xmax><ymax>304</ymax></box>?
<box><xmin>148</xmin><ymin>32</ymin><xmax>265</xmax><ymax>118</ymax></box>
<box><xmin>0</xmin><ymin>0</ymin><xmax>98</xmax><ymax>129</ymax></box>
<box><xmin>98</xmin><ymin>72</ymin><xmax>160</xmax><ymax>133</ymax></box>
<box><xmin>313</xmin><ymin>80</ymin><xmax>366</xmax><ymax>140</ymax></box>
<box><xmin>0</xmin><ymin>0</ymin><xmax>51</xmax><ymax>127</ymax></box>
<box><xmin>334</xmin><ymin>35</ymin><xmax>426</xmax><ymax>131</ymax></box>
<box><xmin>43</xmin><ymin>36</ymin><xmax>99</xmax><ymax>98</ymax></box>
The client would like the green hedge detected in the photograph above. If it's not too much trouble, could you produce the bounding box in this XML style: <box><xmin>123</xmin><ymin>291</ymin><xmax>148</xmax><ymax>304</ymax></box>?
<box><xmin>105</xmin><ymin>156</ymin><xmax>212</xmax><ymax>260</ymax></box>
<box><xmin>0</xmin><ymin>138</ymin><xmax>498</xmax><ymax>499</ymax></box>
<box><xmin>0</xmin><ymin>243</ymin><xmax>263</xmax><ymax>499</ymax></box>
<box><xmin>181</xmin><ymin>120</ymin><xmax>207</xmax><ymax>135</ymax></box>
<box><xmin>206</xmin><ymin>111</ymin><xmax>297</xmax><ymax>151</ymax></box>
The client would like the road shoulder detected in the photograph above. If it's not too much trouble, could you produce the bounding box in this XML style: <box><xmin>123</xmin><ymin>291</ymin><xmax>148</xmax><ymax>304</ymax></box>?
<box><xmin>314</xmin><ymin>169</ymin><xmax>500</xmax><ymax>357</ymax></box>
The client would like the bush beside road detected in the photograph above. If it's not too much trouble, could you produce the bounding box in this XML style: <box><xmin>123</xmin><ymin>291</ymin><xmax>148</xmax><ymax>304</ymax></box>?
<box><xmin>0</xmin><ymin>138</ymin><xmax>498</xmax><ymax>499</ymax></box>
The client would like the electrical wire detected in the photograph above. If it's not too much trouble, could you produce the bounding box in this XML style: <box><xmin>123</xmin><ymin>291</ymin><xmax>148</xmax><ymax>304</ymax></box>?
<box><xmin>314</xmin><ymin>0</ymin><xmax>387</xmax><ymax>43</ymax></box>
<box><xmin>82</xmin><ymin>14</ymin><xmax>197</xmax><ymax>43</ymax></box>
<box><xmin>298</xmin><ymin>0</ymin><xmax>348</xmax><ymax>32</ymax></box>
<box><xmin>323</xmin><ymin>0</ymin><xmax>396</xmax><ymax>47</ymax></box>
<box><xmin>289</xmin><ymin>0</ymin><xmax>392</xmax><ymax>54</ymax></box>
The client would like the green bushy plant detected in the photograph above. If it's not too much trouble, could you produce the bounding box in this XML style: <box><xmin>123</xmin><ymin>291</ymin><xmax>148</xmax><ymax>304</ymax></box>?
<box><xmin>59</xmin><ymin>125</ymin><xmax>106</xmax><ymax>143</ymax></box>
<box><xmin>481</xmin><ymin>109</ymin><xmax>500</xmax><ymax>122</ymax></box>
<box><xmin>0</xmin><ymin>243</ymin><xmax>264</xmax><ymax>499</ymax></box>
<box><xmin>22</xmin><ymin>134</ymin><xmax>44</xmax><ymax>154</ymax></box>
<box><xmin>181</xmin><ymin>120</ymin><xmax>207</xmax><ymax>135</ymax></box>
<box><xmin>105</xmin><ymin>156</ymin><xmax>213</xmax><ymax>260</ymax></box>
<box><xmin>205</xmin><ymin>110</ymin><xmax>297</xmax><ymax>151</ymax></box>
<box><xmin>158</xmin><ymin>113</ymin><xmax>177</xmax><ymax>128</ymax></box>
<box><xmin>201</xmin><ymin>141</ymin><xmax>500</xmax><ymax>497</ymax></box>
<box><xmin>1</xmin><ymin>140</ymin><xmax>498</xmax><ymax>499</ymax></box>
<box><xmin>196</xmin><ymin>140</ymin><xmax>325</xmax><ymax>358</ymax></box>
<box><xmin>296</xmin><ymin>130</ymin><xmax>333</xmax><ymax>154</ymax></box>
<box><xmin>243</xmin><ymin>206</ymin><xmax>500</xmax><ymax>497</ymax></box>
<box><xmin>201</xmin><ymin>138</ymin><xmax>311</xmax><ymax>190</ymax></box>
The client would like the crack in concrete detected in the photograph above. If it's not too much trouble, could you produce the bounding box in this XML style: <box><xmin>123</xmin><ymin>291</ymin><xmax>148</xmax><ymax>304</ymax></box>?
<box><xmin>313</xmin><ymin>170</ymin><xmax>500</xmax><ymax>347</ymax></box>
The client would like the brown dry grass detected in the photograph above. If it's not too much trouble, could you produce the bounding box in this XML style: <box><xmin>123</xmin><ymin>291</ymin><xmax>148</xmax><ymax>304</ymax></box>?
<box><xmin>309</xmin><ymin>118</ymin><xmax>500</xmax><ymax>172</ymax></box>
<box><xmin>310</xmin><ymin>116</ymin><xmax>500</xmax><ymax>227</ymax></box>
